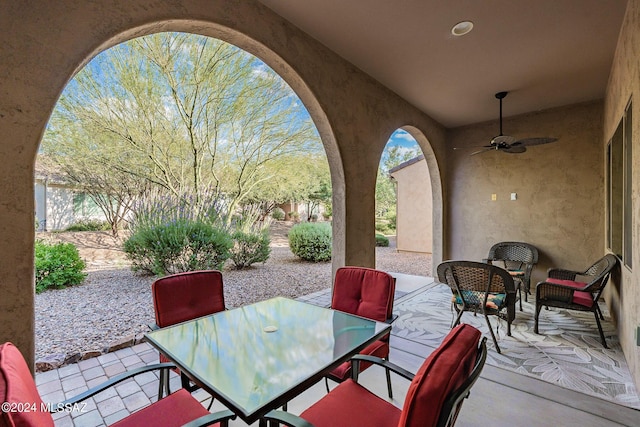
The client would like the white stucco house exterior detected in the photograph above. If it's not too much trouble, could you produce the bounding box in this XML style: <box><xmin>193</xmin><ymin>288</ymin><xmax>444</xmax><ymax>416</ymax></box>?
<box><xmin>34</xmin><ymin>159</ymin><xmax>105</xmax><ymax>231</ymax></box>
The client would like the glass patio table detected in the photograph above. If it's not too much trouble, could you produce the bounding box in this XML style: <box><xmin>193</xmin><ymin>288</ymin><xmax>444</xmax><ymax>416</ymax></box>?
<box><xmin>145</xmin><ymin>296</ymin><xmax>391</xmax><ymax>425</ymax></box>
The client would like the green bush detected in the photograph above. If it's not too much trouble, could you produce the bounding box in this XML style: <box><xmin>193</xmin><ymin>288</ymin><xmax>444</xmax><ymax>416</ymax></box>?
<box><xmin>65</xmin><ymin>219</ymin><xmax>110</xmax><ymax>232</ymax></box>
<box><xmin>124</xmin><ymin>220</ymin><xmax>233</xmax><ymax>275</ymax></box>
<box><xmin>375</xmin><ymin>233</ymin><xmax>390</xmax><ymax>247</ymax></box>
<box><xmin>384</xmin><ymin>211</ymin><xmax>397</xmax><ymax>230</ymax></box>
<box><xmin>375</xmin><ymin>220</ymin><xmax>391</xmax><ymax>234</ymax></box>
<box><xmin>35</xmin><ymin>240</ymin><xmax>87</xmax><ymax>293</ymax></box>
<box><xmin>288</xmin><ymin>222</ymin><xmax>332</xmax><ymax>262</ymax></box>
<box><xmin>271</xmin><ymin>208</ymin><xmax>285</xmax><ymax>221</ymax></box>
<box><xmin>230</xmin><ymin>229</ymin><xmax>271</xmax><ymax>269</ymax></box>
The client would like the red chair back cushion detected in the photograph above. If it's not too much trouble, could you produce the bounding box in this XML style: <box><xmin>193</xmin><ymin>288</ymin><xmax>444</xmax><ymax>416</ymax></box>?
<box><xmin>398</xmin><ymin>324</ymin><xmax>481</xmax><ymax>427</ymax></box>
<box><xmin>331</xmin><ymin>267</ymin><xmax>395</xmax><ymax>322</ymax></box>
<box><xmin>152</xmin><ymin>270</ymin><xmax>226</xmax><ymax>327</ymax></box>
<box><xmin>0</xmin><ymin>342</ymin><xmax>55</xmax><ymax>427</ymax></box>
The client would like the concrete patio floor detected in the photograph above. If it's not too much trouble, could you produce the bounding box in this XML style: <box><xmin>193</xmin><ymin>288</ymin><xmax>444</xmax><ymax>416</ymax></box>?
<box><xmin>36</xmin><ymin>273</ymin><xmax>640</xmax><ymax>426</ymax></box>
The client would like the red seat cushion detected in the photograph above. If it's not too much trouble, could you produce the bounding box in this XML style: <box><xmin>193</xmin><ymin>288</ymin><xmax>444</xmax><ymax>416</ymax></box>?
<box><xmin>0</xmin><ymin>342</ymin><xmax>55</xmax><ymax>427</ymax></box>
<box><xmin>300</xmin><ymin>378</ymin><xmax>401</xmax><ymax>427</ymax></box>
<box><xmin>111</xmin><ymin>389</ymin><xmax>215</xmax><ymax>427</ymax></box>
<box><xmin>152</xmin><ymin>270</ymin><xmax>226</xmax><ymax>328</ymax></box>
<box><xmin>546</xmin><ymin>278</ymin><xmax>593</xmax><ymax>307</ymax></box>
<box><xmin>398</xmin><ymin>324</ymin><xmax>481</xmax><ymax>427</ymax></box>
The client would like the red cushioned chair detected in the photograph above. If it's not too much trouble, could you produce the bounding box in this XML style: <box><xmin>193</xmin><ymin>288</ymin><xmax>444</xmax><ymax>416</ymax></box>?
<box><xmin>325</xmin><ymin>266</ymin><xmax>396</xmax><ymax>398</ymax></box>
<box><xmin>534</xmin><ymin>254</ymin><xmax>618</xmax><ymax>348</ymax></box>
<box><xmin>0</xmin><ymin>342</ymin><xmax>235</xmax><ymax>427</ymax></box>
<box><xmin>152</xmin><ymin>270</ymin><xmax>226</xmax><ymax>400</ymax></box>
<box><xmin>263</xmin><ymin>324</ymin><xmax>487</xmax><ymax>427</ymax></box>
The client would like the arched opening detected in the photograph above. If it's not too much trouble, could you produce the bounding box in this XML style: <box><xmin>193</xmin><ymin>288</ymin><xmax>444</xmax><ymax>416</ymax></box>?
<box><xmin>375</xmin><ymin>128</ymin><xmax>431</xmax><ymax>277</ymax></box>
<box><xmin>3</xmin><ymin>14</ymin><xmax>345</xmax><ymax>368</ymax></box>
<box><xmin>374</xmin><ymin>126</ymin><xmax>443</xmax><ymax>278</ymax></box>
<box><xmin>34</xmin><ymin>31</ymin><xmax>338</xmax><ymax>363</ymax></box>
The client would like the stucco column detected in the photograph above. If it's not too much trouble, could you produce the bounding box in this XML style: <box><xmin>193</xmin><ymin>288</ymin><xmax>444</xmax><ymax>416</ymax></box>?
<box><xmin>337</xmin><ymin>134</ymin><xmax>380</xmax><ymax>270</ymax></box>
<box><xmin>0</xmin><ymin>146</ymin><xmax>37</xmax><ymax>369</ymax></box>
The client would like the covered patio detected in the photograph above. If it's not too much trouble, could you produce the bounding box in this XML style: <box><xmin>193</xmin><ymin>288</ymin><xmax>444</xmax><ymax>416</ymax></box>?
<box><xmin>2</xmin><ymin>0</ymin><xmax>640</xmax><ymax>425</ymax></box>
<box><xmin>36</xmin><ymin>273</ymin><xmax>639</xmax><ymax>426</ymax></box>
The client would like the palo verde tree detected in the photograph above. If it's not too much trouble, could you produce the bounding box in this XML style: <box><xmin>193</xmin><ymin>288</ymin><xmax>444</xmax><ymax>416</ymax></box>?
<box><xmin>42</xmin><ymin>32</ymin><xmax>321</xmax><ymax>229</ymax></box>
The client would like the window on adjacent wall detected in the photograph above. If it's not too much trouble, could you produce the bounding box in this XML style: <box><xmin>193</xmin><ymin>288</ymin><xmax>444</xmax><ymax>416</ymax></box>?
<box><xmin>607</xmin><ymin>99</ymin><xmax>632</xmax><ymax>269</ymax></box>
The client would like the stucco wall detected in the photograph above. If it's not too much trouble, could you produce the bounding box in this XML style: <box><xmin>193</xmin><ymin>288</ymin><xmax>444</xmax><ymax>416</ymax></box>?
<box><xmin>0</xmin><ymin>0</ymin><xmax>446</xmax><ymax>368</ymax></box>
<box><xmin>604</xmin><ymin>0</ymin><xmax>640</xmax><ymax>390</ymax></box>
<box><xmin>447</xmin><ymin>101</ymin><xmax>605</xmax><ymax>285</ymax></box>
<box><xmin>391</xmin><ymin>158</ymin><xmax>433</xmax><ymax>253</ymax></box>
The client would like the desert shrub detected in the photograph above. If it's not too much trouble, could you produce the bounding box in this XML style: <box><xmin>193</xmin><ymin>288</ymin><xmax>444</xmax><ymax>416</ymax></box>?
<box><xmin>124</xmin><ymin>219</ymin><xmax>232</xmax><ymax>275</ymax></box>
<box><xmin>228</xmin><ymin>206</ymin><xmax>272</xmax><ymax>269</ymax></box>
<box><xmin>125</xmin><ymin>190</ymin><xmax>232</xmax><ymax>275</ymax></box>
<box><xmin>323</xmin><ymin>205</ymin><xmax>332</xmax><ymax>218</ymax></box>
<box><xmin>384</xmin><ymin>211</ymin><xmax>397</xmax><ymax>230</ymax></box>
<box><xmin>375</xmin><ymin>233</ymin><xmax>390</xmax><ymax>247</ymax></box>
<box><xmin>288</xmin><ymin>222</ymin><xmax>332</xmax><ymax>262</ymax></box>
<box><xmin>230</xmin><ymin>229</ymin><xmax>271</xmax><ymax>269</ymax></box>
<box><xmin>65</xmin><ymin>219</ymin><xmax>111</xmax><ymax>232</ymax></box>
<box><xmin>375</xmin><ymin>220</ymin><xmax>391</xmax><ymax>234</ymax></box>
<box><xmin>271</xmin><ymin>207</ymin><xmax>285</xmax><ymax>221</ymax></box>
<box><xmin>288</xmin><ymin>211</ymin><xmax>300</xmax><ymax>222</ymax></box>
<box><xmin>35</xmin><ymin>240</ymin><xmax>87</xmax><ymax>293</ymax></box>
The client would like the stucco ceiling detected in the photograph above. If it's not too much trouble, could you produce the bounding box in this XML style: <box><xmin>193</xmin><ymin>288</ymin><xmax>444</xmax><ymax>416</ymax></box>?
<box><xmin>258</xmin><ymin>0</ymin><xmax>628</xmax><ymax>128</ymax></box>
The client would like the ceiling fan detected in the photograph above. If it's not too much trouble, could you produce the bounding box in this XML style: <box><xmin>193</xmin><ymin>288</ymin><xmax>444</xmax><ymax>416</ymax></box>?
<box><xmin>458</xmin><ymin>91</ymin><xmax>558</xmax><ymax>155</ymax></box>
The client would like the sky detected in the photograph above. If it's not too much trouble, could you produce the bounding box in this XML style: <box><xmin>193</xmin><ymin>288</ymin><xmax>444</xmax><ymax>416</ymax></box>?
<box><xmin>381</xmin><ymin>129</ymin><xmax>422</xmax><ymax>168</ymax></box>
<box><xmin>387</xmin><ymin>129</ymin><xmax>419</xmax><ymax>149</ymax></box>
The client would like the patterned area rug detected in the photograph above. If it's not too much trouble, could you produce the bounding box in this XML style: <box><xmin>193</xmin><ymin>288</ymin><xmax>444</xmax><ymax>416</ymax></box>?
<box><xmin>393</xmin><ymin>283</ymin><xmax>640</xmax><ymax>409</ymax></box>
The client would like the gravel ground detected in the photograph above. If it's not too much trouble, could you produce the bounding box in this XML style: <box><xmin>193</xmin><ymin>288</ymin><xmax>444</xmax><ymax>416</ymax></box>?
<box><xmin>35</xmin><ymin>224</ymin><xmax>431</xmax><ymax>362</ymax></box>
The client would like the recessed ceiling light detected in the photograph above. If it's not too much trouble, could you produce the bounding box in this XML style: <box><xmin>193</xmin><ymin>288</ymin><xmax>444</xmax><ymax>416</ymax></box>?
<box><xmin>451</xmin><ymin>21</ymin><xmax>474</xmax><ymax>37</ymax></box>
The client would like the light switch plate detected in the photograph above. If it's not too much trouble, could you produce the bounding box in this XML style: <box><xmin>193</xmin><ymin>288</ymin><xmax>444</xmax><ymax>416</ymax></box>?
<box><xmin>491</xmin><ymin>194</ymin><xmax>497</xmax><ymax>201</ymax></box>
<box><xmin>510</xmin><ymin>192</ymin><xmax>517</xmax><ymax>201</ymax></box>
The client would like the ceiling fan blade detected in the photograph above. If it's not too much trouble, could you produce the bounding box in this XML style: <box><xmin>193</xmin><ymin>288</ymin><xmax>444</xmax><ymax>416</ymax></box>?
<box><xmin>512</xmin><ymin>137</ymin><xmax>558</xmax><ymax>147</ymax></box>
<box><xmin>491</xmin><ymin>135</ymin><xmax>516</xmax><ymax>145</ymax></box>
<box><xmin>470</xmin><ymin>147</ymin><xmax>495</xmax><ymax>156</ymax></box>
<box><xmin>502</xmin><ymin>145</ymin><xmax>527</xmax><ymax>154</ymax></box>
<box><xmin>453</xmin><ymin>145</ymin><xmax>493</xmax><ymax>151</ymax></box>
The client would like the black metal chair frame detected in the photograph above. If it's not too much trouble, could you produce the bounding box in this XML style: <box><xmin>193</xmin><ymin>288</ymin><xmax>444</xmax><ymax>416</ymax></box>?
<box><xmin>324</xmin><ymin>313</ymin><xmax>398</xmax><ymax>398</ymax></box>
<box><xmin>54</xmin><ymin>362</ymin><xmax>235</xmax><ymax>426</ymax></box>
<box><xmin>534</xmin><ymin>253</ymin><xmax>618</xmax><ymax>348</ymax></box>
<box><xmin>262</xmin><ymin>338</ymin><xmax>488</xmax><ymax>427</ymax></box>
<box><xmin>437</xmin><ymin>260</ymin><xmax>517</xmax><ymax>354</ymax></box>
<box><xmin>485</xmin><ymin>241</ymin><xmax>539</xmax><ymax>303</ymax></box>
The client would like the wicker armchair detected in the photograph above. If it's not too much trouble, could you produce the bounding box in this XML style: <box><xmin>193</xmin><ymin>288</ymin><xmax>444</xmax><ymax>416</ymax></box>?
<box><xmin>437</xmin><ymin>260</ymin><xmax>517</xmax><ymax>353</ymax></box>
<box><xmin>485</xmin><ymin>241</ymin><xmax>538</xmax><ymax>303</ymax></box>
<box><xmin>534</xmin><ymin>254</ymin><xmax>618</xmax><ymax>348</ymax></box>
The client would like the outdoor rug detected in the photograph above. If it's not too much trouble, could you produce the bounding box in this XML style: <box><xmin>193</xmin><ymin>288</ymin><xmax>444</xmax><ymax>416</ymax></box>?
<box><xmin>392</xmin><ymin>283</ymin><xmax>640</xmax><ymax>409</ymax></box>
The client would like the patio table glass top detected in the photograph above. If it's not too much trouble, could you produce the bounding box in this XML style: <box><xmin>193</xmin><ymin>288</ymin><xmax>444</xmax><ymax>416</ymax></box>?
<box><xmin>145</xmin><ymin>296</ymin><xmax>391</xmax><ymax>423</ymax></box>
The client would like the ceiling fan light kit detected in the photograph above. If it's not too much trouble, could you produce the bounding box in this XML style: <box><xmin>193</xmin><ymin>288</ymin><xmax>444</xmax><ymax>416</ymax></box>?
<box><xmin>458</xmin><ymin>91</ymin><xmax>558</xmax><ymax>156</ymax></box>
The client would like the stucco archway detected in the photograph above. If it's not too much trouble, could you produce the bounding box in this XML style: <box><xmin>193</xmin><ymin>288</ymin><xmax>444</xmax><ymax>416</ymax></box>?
<box><xmin>0</xmin><ymin>4</ymin><xmax>347</xmax><ymax>368</ymax></box>
<box><xmin>1</xmin><ymin>1</ymin><xmax>449</xmax><ymax>370</ymax></box>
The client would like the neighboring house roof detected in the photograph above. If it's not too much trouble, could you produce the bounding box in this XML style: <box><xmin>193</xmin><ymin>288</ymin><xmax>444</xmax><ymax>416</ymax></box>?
<box><xmin>34</xmin><ymin>156</ymin><xmax>69</xmax><ymax>185</ymax></box>
<box><xmin>388</xmin><ymin>154</ymin><xmax>425</xmax><ymax>175</ymax></box>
